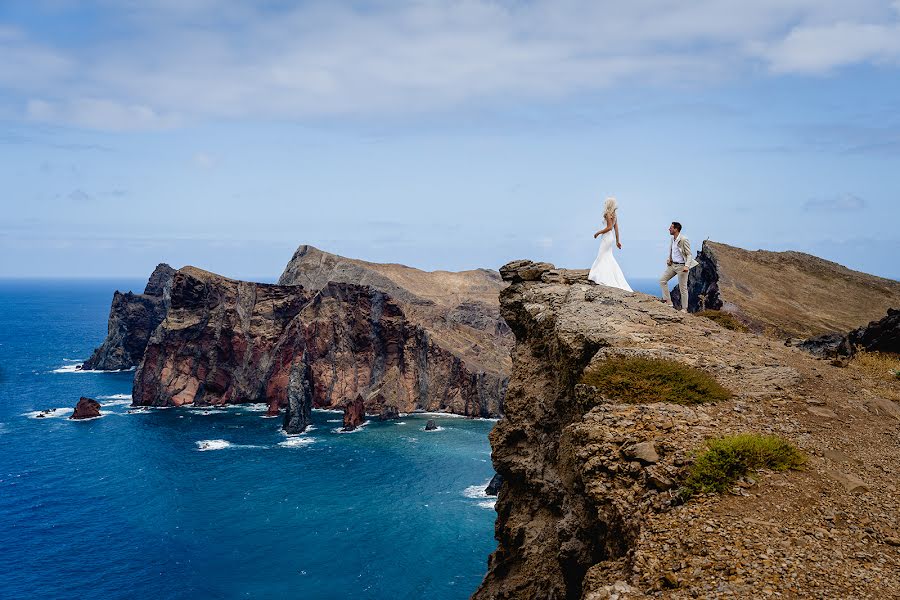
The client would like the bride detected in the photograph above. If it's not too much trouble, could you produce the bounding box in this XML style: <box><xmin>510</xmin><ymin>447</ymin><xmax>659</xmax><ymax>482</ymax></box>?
<box><xmin>588</xmin><ymin>197</ymin><xmax>633</xmax><ymax>291</ymax></box>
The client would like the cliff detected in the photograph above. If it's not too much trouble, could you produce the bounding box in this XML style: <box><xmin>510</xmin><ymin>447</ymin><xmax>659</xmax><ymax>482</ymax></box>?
<box><xmin>474</xmin><ymin>260</ymin><xmax>900</xmax><ymax>599</ymax></box>
<box><xmin>81</xmin><ymin>264</ymin><xmax>175</xmax><ymax>370</ymax></box>
<box><xmin>671</xmin><ymin>241</ymin><xmax>900</xmax><ymax>338</ymax></box>
<box><xmin>132</xmin><ymin>263</ymin><xmax>509</xmax><ymax>420</ymax></box>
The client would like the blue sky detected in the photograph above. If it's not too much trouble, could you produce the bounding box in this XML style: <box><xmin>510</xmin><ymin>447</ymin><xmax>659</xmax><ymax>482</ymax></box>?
<box><xmin>1</xmin><ymin>1</ymin><xmax>898</xmax><ymax>280</ymax></box>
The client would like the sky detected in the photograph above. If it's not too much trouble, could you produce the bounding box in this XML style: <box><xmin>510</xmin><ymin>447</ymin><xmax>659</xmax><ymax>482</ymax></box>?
<box><xmin>1</xmin><ymin>0</ymin><xmax>899</xmax><ymax>280</ymax></box>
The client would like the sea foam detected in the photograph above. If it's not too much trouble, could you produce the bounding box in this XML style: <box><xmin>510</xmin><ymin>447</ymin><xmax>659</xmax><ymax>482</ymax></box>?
<box><xmin>278</xmin><ymin>437</ymin><xmax>316</xmax><ymax>448</ymax></box>
<box><xmin>196</xmin><ymin>439</ymin><xmax>231</xmax><ymax>451</ymax></box>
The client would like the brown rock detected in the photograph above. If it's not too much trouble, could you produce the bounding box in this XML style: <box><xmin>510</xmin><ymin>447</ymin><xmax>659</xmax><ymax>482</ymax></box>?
<box><xmin>828</xmin><ymin>471</ymin><xmax>870</xmax><ymax>494</ymax></box>
<box><xmin>342</xmin><ymin>395</ymin><xmax>365</xmax><ymax>431</ymax></box>
<box><xmin>625</xmin><ymin>441</ymin><xmax>660</xmax><ymax>464</ymax></box>
<box><xmin>70</xmin><ymin>397</ymin><xmax>101</xmax><ymax>420</ymax></box>
<box><xmin>132</xmin><ymin>249</ymin><xmax>511</xmax><ymax>425</ymax></box>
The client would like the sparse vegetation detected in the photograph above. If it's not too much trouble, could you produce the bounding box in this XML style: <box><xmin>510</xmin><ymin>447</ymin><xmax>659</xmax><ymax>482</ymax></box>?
<box><xmin>683</xmin><ymin>434</ymin><xmax>805</xmax><ymax>497</ymax></box>
<box><xmin>580</xmin><ymin>356</ymin><xmax>731</xmax><ymax>405</ymax></box>
<box><xmin>696</xmin><ymin>310</ymin><xmax>748</xmax><ymax>332</ymax></box>
<box><xmin>849</xmin><ymin>350</ymin><xmax>900</xmax><ymax>381</ymax></box>
<box><xmin>849</xmin><ymin>351</ymin><xmax>900</xmax><ymax>401</ymax></box>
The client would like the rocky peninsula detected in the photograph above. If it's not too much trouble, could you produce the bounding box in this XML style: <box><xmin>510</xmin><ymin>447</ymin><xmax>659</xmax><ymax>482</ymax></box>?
<box><xmin>473</xmin><ymin>260</ymin><xmax>900</xmax><ymax>599</ymax></box>
<box><xmin>84</xmin><ymin>246</ymin><xmax>511</xmax><ymax>429</ymax></box>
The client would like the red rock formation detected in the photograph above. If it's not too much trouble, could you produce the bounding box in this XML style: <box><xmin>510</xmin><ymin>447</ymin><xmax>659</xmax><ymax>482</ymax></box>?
<box><xmin>132</xmin><ymin>266</ymin><xmax>507</xmax><ymax>425</ymax></box>
<box><xmin>70</xmin><ymin>397</ymin><xmax>101</xmax><ymax>420</ymax></box>
<box><xmin>342</xmin><ymin>395</ymin><xmax>365</xmax><ymax>431</ymax></box>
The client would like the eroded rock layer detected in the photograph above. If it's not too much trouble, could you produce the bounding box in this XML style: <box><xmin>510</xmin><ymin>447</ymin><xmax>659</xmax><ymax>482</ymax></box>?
<box><xmin>132</xmin><ymin>267</ymin><xmax>506</xmax><ymax>420</ymax></box>
<box><xmin>473</xmin><ymin>260</ymin><xmax>900</xmax><ymax>599</ymax></box>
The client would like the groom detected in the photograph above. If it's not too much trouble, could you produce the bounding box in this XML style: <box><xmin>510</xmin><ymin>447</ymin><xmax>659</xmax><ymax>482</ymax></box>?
<box><xmin>659</xmin><ymin>221</ymin><xmax>698</xmax><ymax>312</ymax></box>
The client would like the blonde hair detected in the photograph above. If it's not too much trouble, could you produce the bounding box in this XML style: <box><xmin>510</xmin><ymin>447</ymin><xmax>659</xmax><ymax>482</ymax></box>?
<box><xmin>603</xmin><ymin>196</ymin><xmax>618</xmax><ymax>220</ymax></box>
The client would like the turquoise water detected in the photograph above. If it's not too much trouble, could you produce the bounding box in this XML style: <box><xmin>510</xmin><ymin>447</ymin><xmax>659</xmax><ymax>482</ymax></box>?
<box><xmin>0</xmin><ymin>280</ymin><xmax>499</xmax><ymax>600</ymax></box>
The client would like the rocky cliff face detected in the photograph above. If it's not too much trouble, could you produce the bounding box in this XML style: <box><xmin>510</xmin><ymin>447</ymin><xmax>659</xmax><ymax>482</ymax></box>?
<box><xmin>671</xmin><ymin>241</ymin><xmax>900</xmax><ymax>338</ymax></box>
<box><xmin>132</xmin><ymin>265</ymin><xmax>507</xmax><ymax>421</ymax></box>
<box><xmin>81</xmin><ymin>264</ymin><xmax>175</xmax><ymax>370</ymax></box>
<box><xmin>473</xmin><ymin>260</ymin><xmax>900</xmax><ymax>599</ymax></box>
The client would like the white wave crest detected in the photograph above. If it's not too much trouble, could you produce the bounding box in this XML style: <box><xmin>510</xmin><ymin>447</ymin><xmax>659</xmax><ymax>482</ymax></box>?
<box><xmin>463</xmin><ymin>480</ymin><xmax>494</xmax><ymax>499</ymax></box>
<box><xmin>24</xmin><ymin>407</ymin><xmax>72</xmax><ymax>419</ymax></box>
<box><xmin>98</xmin><ymin>394</ymin><xmax>131</xmax><ymax>400</ymax></box>
<box><xmin>196</xmin><ymin>439</ymin><xmax>231</xmax><ymax>451</ymax></box>
<box><xmin>477</xmin><ymin>500</ymin><xmax>497</xmax><ymax>509</ymax></box>
<box><xmin>332</xmin><ymin>421</ymin><xmax>369</xmax><ymax>434</ymax></box>
<box><xmin>51</xmin><ymin>364</ymin><xmax>135</xmax><ymax>374</ymax></box>
<box><xmin>278</xmin><ymin>437</ymin><xmax>316</xmax><ymax>448</ymax></box>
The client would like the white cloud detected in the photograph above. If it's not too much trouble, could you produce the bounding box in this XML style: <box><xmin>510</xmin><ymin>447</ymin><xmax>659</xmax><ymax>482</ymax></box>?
<box><xmin>803</xmin><ymin>193</ymin><xmax>867</xmax><ymax>211</ymax></box>
<box><xmin>4</xmin><ymin>1</ymin><xmax>900</xmax><ymax>130</ymax></box>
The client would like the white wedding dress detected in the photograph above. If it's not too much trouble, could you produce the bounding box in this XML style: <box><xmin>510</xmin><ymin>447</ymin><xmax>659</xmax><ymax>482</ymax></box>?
<box><xmin>588</xmin><ymin>229</ymin><xmax>633</xmax><ymax>291</ymax></box>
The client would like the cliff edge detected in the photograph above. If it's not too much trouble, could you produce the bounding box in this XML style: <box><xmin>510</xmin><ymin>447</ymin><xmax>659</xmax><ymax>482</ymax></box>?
<box><xmin>474</xmin><ymin>260</ymin><xmax>900</xmax><ymax>599</ymax></box>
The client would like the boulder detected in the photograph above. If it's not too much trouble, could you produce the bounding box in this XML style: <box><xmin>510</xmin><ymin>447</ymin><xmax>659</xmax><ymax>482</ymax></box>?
<box><xmin>70</xmin><ymin>397</ymin><xmax>101</xmax><ymax>420</ymax></box>
<box><xmin>425</xmin><ymin>419</ymin><xmax>438</xmax><ymax>431</ymax></box>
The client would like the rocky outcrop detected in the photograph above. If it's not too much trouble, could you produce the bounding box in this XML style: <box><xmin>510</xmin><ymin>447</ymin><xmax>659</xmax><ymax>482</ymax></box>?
<box><xmin>377</xmin><ymin>405</ymin><xmax>400</xmax><ymax>421</ymax></box>
<box><xmin>132</xmin><ymin>265</ymin><xmax>507</xmax><ymax>424</ymax></box>
<box><xmin>282</xmin><ymin>358</ymin><xmax>313</xmax><ymax>434</ymax></box>
<box><xmin>424</xmin><ymin>419</ymin><xmax>437</xmax><ymax>431</ymax></box>
<box><xmin>473</xmin><ymin>259</ymin><xmax>900</xmax><ymax>599</ymax></box>
<box><xmin>485</xmin><ymin>472</ymin><xmax>503</xmax><ymax>496</ymax></box>
<box><xmin>70</xmin><ymin>397</ymin><xmax>101</xmax><ymax>420</ymax></box>
<box><xmin>847</xmin><ymin>308</ymin><xmax>900</xmax><ymax>354</ymax></box>
<box><xmin>670</xmin><ymin>241</ymin><xmax>900</xmax><ymax>338</ymax></box>
<box><xmin>81</xmin><ymin>264</ymin><xmax>175</xmax><ymax>370</ymax></box>
<box><xmin>342</xmin><ymin>396</ymin><xmax>365</xmax><ymax>431</ymax></box>
<box><xmin>801</xmin><ymin>308</ymin><xmax>900</xmax><ymax>357</ymax></box>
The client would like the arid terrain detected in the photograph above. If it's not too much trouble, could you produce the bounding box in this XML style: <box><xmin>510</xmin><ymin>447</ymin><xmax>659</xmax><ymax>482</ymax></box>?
<box><xmin>474</xmin><ymin>260</ymin><xmax>900</xmax><ymax>599</ymax></box>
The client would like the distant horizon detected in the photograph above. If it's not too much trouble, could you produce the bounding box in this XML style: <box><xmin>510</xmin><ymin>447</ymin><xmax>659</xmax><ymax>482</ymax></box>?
<box><xmin>1</xmin><ymin>238</ymin><xmax>897</xmax><ymax>283</ymax></box>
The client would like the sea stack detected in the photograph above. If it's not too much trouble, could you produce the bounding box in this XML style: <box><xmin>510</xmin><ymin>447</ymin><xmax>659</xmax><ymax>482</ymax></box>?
<box><xmin>341</xmin><ymin>396</ymin><xmax>365</xmax><ymax>432</ymax></box>
<box><xmin>283</xmin><ymin>359</ymin><xmax>313</xmax><ymax>434</ymax></box>
<box><xmin>70</xmin><ymin>397</ymin><xmax>101</xmax><ymax>420</ymax></box>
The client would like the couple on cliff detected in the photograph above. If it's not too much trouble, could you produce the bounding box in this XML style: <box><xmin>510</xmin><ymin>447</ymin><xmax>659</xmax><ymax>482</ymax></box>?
<box><xmin>588</xmin><ymin>197</ymin><xmax>698</xmax><ymax>312</ymax></box>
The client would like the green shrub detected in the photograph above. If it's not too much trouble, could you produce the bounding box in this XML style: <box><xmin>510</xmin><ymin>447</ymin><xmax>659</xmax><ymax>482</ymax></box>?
<box><xmin>580</xmin><ymin>356</ymin><xmax>731</xmax><ymax>405</ymax></box>
<box><xmin>683</xmin><ymin>434</ymin><xmax>805</xmax><ymax>497</ymax></box>
<box><xmin>696</xmin><ymin>310</ymin><xmax>748</xmax><ymax>332</ymax></box>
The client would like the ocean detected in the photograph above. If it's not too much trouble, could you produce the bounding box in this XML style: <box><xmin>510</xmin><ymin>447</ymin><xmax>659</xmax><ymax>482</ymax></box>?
<box><xmin>0</xmin><ymin>277</ymin><xmax>660</xmax><ymax>600</ymax></box>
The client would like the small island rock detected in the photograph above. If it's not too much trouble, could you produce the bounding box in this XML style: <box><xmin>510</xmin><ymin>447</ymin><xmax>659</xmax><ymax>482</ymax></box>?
<box><xmin>70</xmin><ymin>397</ymin><xmax>101</xmax><ymax>420</ymax></box>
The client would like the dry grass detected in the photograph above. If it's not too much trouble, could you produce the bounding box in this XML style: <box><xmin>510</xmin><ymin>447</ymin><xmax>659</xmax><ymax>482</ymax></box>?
<box><xmin>696</xmin><ymin>310</ymin><xmax>748</xmax><ymax>332</ymax></box>
<box><xmin>580</xmin><ymin>356</ymin><xmax>731</xmax><ymax>405</ymax></box>
<box><xmin>683</xmin><ymin>434</ymin><xmax>805</xmax><ymax>497</ymax></box>
<box><xmin>849</xmin><ymin>351</ymin><xmax>900</xmax><ymax>400</ymax></box>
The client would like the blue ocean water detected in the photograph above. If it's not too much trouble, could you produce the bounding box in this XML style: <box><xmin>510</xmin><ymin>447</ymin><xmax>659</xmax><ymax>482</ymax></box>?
<box><xmin>0</xmin><ymin>280</ymin><xmax>501</xmax><ymax>600</ymax></box>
